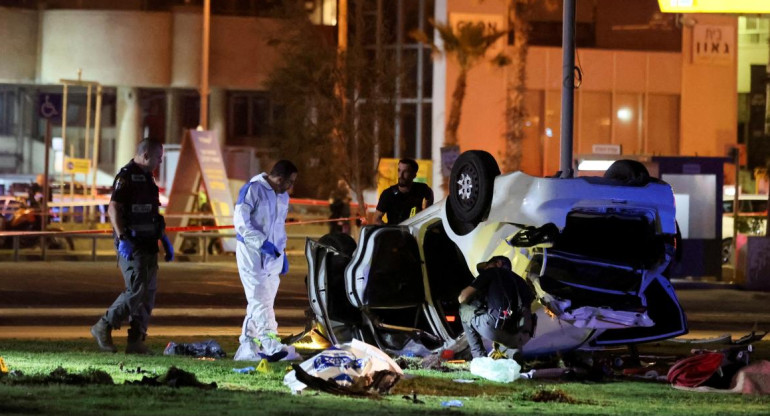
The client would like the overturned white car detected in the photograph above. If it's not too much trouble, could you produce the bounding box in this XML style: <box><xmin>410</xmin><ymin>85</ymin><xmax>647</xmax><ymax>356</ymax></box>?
<box><xmin>305</xmin><ymin>150</ymin><xmax>687</xmax><ymax>358</ymax></box>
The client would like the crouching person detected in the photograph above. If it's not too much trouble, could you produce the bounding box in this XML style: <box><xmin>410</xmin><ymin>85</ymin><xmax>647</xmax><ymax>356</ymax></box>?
<box><xmin>91</xmin><ymin>138</ymin><xmax>174</xmax><ymax>354</ymax></box>
<box><xmin>458</xmin><ymin>255</ymin><xmax>535</xmax><ymax>361</ymax></box>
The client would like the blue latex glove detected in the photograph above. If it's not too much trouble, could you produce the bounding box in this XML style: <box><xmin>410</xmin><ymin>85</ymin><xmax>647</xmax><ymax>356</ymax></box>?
<box><xmin>260</xmin><ymin>240</ymin><xmax>280</xmax><ymax>258</ymax></box>
<box><xmin>118</xmin><ymin>239</ymin><xmax>134</xmax><ymax>260</ymax></box>
<box><xmin>280</xmin><ymin>254</ymin><xmax>289</xmax><ymax>275</ymax></box>
<box><xmin>160</xmin><ymin>234</ymin><xmax>174</xmax><ymax>262</ymax></box>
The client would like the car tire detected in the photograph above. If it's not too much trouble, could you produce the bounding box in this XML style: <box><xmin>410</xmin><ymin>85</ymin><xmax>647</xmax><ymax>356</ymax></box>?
<box><xmin>447</xmin><ymin>150</ymin><xmax>500</xmax><ymax>234</ymax></box>
<box><xmin>603</xmin><ymin>159</ymin><xmax>651</xmax><ymax>186</ymax></box>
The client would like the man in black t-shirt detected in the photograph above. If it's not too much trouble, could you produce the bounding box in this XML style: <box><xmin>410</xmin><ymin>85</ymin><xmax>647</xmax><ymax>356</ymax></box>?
<box><xmin>458</xmin><ymin>256</ymin><xmax>535</xmax><ymax>359</ymax></box>
<box><xmin>374</xmin><ymin>158</ymin><xmax>434</xmax><ymax>225</ymax></box>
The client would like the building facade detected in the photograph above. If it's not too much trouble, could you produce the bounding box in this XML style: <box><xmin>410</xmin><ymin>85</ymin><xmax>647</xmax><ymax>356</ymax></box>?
<box><xmin>0</xmin><ymin>0</ymin><xmax>741</xmax><ymax>200</ymax></box>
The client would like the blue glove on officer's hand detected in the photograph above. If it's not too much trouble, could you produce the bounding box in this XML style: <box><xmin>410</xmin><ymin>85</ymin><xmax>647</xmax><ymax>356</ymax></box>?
<box><xmin>260</xmin><ymin>240</ymin><xmax>281</xmax><ymax>258</ymax></box>
<box><xmin>118</xmin><ymin>239</ymin><xmax>134</xmax><ymax>260</ymax></box>
<box><xmin>281</xmin><ymin>253</ymin><xmax>289</xmax><ymax>275</ymax></box>
<box><xmin>160</xmin><ymin>234</ymin><xmax>174</xmax><ymax>262</ymax></box>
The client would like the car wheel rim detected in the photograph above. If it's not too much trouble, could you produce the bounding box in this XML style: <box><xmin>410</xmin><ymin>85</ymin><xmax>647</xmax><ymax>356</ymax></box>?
<box><xmin>455</xmin><ymin>166</ymin><xmax>479</xmax><ymax>209</ymax></box>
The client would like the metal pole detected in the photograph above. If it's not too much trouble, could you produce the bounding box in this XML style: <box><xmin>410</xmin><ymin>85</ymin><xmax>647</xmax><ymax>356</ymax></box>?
<box><xmin>559</xmin><ymin>0</ymin><xmax>576</xmax><ymax>178</ymax></box>
<box><xmin>42</xmin><ymin>119</ymin><xmax>51</xmax><ymax>229</ymax></box>
<box><xmin>92</xmin><ymin>85</ymin><xmax>103</xmax><ymax>198</ymax></box>
<box><xmin>199</xmin><ymin>0</ymin><xmax>210</xmax><ymax>130</ymax></box>
<box><xmin>60</xmin><ymin>84</ymin><xmax>68</xmax><ymax>202</ymax></box>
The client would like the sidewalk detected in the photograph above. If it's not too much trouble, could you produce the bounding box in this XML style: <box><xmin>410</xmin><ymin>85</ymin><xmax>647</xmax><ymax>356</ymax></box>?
<box><xmin>1</xmin><ymin>261</ymin><xmax>768</xmax><ymax>339</ymax></box>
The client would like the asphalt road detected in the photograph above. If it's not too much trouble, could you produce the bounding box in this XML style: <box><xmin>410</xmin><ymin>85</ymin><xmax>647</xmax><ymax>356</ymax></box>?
<box><xmin>1</xmin><ymin>261</ymin><xmax>769</xmax><ymax>340</ymax></box>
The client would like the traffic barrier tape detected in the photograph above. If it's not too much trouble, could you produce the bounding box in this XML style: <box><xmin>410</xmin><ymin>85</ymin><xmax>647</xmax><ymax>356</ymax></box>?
<box><xmin>0</xmin><ymin>216</ymin><xmax>366</xmax><ymax>238</ymax></box>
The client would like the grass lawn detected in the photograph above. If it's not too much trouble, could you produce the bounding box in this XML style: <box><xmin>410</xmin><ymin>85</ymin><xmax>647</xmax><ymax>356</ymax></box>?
<box><xmin>1</xmin><ymin>338</ymin><xmax>769</xmax><ymax>415</ymax></box>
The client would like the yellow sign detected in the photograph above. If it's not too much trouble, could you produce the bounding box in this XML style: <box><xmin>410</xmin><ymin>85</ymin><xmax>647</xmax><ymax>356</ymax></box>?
<box><xmin>658</xmin><ymin>0</ymin><xmax>770</xmax><ymax>14</ymax></box>
<box><xmin>63</xmin><ymin>157</ymin><xmax>90</xmax><ymax>174</ymax></box>
<box><xmin>376</xmin><ymin>158</ymin><xmax>433</xmax><ymax>199</ymax></box>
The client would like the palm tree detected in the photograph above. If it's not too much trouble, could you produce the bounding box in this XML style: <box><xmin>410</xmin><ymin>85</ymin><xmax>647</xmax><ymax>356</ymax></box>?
<box><xmin>503</xmin><ymin>0</ymin><xmax>558</xmax><ymax>174</ymax></box>
<box><xmin>412</xmin><ymin>20</ymin><xmax>509</xmax><ymax>148</ymax></box>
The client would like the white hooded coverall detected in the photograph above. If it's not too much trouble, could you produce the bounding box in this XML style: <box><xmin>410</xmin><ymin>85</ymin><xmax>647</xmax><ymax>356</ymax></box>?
<box><xmin>233</xmin><ymin>173</ymin><xmax>289</xmax><ymax>359</ymax></box>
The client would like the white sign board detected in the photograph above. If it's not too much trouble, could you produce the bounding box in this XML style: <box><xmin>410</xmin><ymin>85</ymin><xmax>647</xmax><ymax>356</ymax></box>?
<box><xmin>592</xmin><ymin>144</ymin><xmax>621</xmax><ymax>155</ymax></box>
<box><xmin>692</xmin><ymin>25</ymin><xmax>734</xmax><ymax>65</ymax></box>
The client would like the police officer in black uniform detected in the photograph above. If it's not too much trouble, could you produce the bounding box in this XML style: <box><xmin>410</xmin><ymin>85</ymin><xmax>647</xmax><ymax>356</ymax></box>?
<box><xmin>91</xmin><ymin>138</ymin><xmax>174</xmax><ymax>354</ymax></box>
<box><xmin>458</xmin><ymin>256</ymin><xmax>535</xmax><ymax>360</ymax></box>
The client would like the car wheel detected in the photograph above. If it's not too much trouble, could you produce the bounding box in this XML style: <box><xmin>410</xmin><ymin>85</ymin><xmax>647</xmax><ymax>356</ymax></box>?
<box><xmin>721</xmin><ymin>238</ymin><xmax>733</xmax><ymax>265</ymax></box>
<box><xmin>603</xmin><ymin>159</ymin><xmax>651</xmax><ymax>185</ymax></box>
<box><xmin>448</xmin><ymin>150</ymin><xmax>500</xmax><ymax>234</ymax></box>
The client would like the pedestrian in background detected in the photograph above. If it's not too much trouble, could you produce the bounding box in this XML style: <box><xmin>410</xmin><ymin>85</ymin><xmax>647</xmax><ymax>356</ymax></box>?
<box><xmin>374</xmin><ymin>158</ymin><xmax>434</xmax><ymax>225</ymax></box>
<box><xmin>233</xmin><ymin>160</ymin><xmax>301</xmax><ymax>362</ymax></box>
<box><xmin>328</xmin><ymin>179</ymin><xmax>351</xmax><ymax>234</ymax></box>
<box><xmin>91</xmin><ymin>138</ymin><xmax>174</xmax><ymax>354</ymax></box>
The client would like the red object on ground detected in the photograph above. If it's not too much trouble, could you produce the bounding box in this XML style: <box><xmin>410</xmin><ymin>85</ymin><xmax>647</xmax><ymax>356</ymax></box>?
<box><xmin>441</xmin><ymin>349</ymin><xmax>455</xmax><ymax>360</ymax></box>
<box><xmin>667</xmin><ymin>352</ymin><xmax>725</xmax><ymax>387</ymax></box>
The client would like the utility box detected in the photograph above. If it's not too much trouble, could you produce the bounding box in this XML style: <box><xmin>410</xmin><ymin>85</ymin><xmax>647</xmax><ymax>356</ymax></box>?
<box><xmin>653</xmin><ymin>157</ymin><xmax>728</xmax><ymax>280</ymax></box>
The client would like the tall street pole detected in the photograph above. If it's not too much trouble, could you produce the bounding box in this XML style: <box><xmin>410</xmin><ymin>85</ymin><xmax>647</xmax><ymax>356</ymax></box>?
<box><xmin>560</xmin><ymin>0</ymin><xmax>576</xmax><ymax>178</ymax></box>
<box><xmin>200</xmin><ymin>0</ymin><xmax>211</xmax><ymax>130</ymax></box>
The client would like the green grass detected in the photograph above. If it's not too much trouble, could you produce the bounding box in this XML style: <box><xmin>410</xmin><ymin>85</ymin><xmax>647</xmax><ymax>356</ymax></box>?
<box><xmin>1</xmin><ymin>338</ymin><xmax>769</xmax><ymax>415</ymax></box>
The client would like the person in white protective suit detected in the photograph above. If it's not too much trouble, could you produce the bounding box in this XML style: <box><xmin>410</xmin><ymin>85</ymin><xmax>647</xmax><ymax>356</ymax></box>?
<box><xmin>233</xmin><ymin>160</ymin><xmax>300</xmax><ymax>361</ymax></box>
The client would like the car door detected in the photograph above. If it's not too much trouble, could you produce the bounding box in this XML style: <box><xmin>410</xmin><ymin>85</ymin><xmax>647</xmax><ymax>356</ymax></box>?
<box><xmin>346</xmin><ymin>226</ymin><xmax>425</xmax><ymax>309</ymax></box>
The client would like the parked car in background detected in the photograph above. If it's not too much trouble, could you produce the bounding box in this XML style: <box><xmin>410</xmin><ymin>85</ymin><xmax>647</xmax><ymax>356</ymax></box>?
<box><xmin>305</xmin><ymin>151</ymin><xmax>686</xmax><ymax>359</ymax></box>
<box><xmin>721</xmin><ymin>194</ymin><xmax>768</xmax><ymax>264</ymax></box>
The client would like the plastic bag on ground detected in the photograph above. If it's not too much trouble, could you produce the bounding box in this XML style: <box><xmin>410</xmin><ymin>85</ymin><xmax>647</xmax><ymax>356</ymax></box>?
<box><xmin>470</xmin><ymin>357</ymin><xmax>521</xmax><ymax>383</ymax></box>
<box><xmin>163</xmin><ymin>339</ymin><xmax>226</xmax><ymax>358</ymax></box>
<box><xmin>391</xmin><ymin>339</ymin><xmax>431</xmax><ymax>358</ymax></box>
<box><xmin>284</xmin><ymin>339</ymin><xmax>403</xmax><ymax>393</ymax></box>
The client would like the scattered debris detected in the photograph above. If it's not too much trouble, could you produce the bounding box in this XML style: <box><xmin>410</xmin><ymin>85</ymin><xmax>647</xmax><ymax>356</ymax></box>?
<box><xmin>525</xmin><ymin>387</ymin><xmax>580</xmax><ymax>404</ymax></box>
<box><xmin>394</xmin><ymin>356</ymin><xmax>422</xmax><ymax>371</ymax></box>
<box><xmin>452</xmin><ymin>379</ymin><xmax>475</xmax><ymax>384</ymax></box>
<box><xmin>0</xmin><ymin>357</ymin><xmax>8</xmax><ymax>375</ymax></box>
<box><xmin>125</xmin><ymin>366</ymin><xmax>217</xmax><ymax>389</ymax></box>
<box><xmin>284</xmin><ymin>339</ymin><xmax>404</xmax><ymax>394</ymax></box>
<box><xmin>391</xmin><ymin>340</ymin><xmax>432</xmax><ymax>358</ymax></box>
<box><xmin>233</xmin><ymin>366</ymin><xmax>256</xmax><ymax>374</ymax></box>
<box><xmin>163</xmin><ymin>339</ymin><xmax>226</xmax><ymax>358</ymax></box>
<box><xmin>119</xmin><ymin>362</ymin><xmax>155</xmax><ymax>375</ymax></box>
<box><xmin>402</xmin><ymin>391</ymin><xmax>425</xmax><ymax>404</ymax></box>
<box><xmin>0</xmin><ymin>366</ymin><xmax>113</xmax><ymax>386</ymax></box>
<box><xmin>291</xmin><ymin>364</ymin><xmax>401</xmax><ymax>397</ymax></box>
<box><xmin>470</xmin><ymin>357</ymin><xmax>521</xmax><ymax>383</ymax></box>
<box><xmin>440</xmin><ymin>400</ymin><xmax>463</xmax><ymax>408</ymax></box>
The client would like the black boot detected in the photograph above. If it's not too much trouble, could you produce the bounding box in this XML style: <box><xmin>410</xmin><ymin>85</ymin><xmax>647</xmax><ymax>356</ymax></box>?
<box><xmin>90</xmin><ymin>319</ymin><xmax>117</xmax><ymax>353</ymax></box>
<box><xmin>126</xmin><ymin>325</ymin><xmax>152</xmax><ymax>355</ymax></box>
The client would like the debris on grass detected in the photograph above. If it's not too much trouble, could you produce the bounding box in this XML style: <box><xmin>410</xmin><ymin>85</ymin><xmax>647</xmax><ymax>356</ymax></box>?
<box><xmin>0</xmin><ymin>357</ymin><xmax>8</xmax><ymax>374</ymax></box>
<box><xmin>125</xmin><ymin>366</ymin><xmax>217</xmax><ymax>389</ymax></box>
<box><xmin>0</xmin><ymin>366</ymin><xmax>113</xmax><ymax>386</ymax></box>
<box><xmin>163</xmin><ymin>339</ymin><xmax>226</xmax><ymax>358</ymax></box>
<box><xmin>119</xmin><ymin>362</ymin><xmax>155</xmax><ymax>375</ymax></box>
<box><xmin>394</xmin><ymin>356</ymin><xmax>422</xmax><ymax>370</ymax></box>
<box><xmin>524</xmin><ymin>387</ymin><xmax>583</xmax><ymax>404</ymax></box>
<box><xmin>402</xmin><ymin>391</ymin><xmax>425</xmax><ymax>404</ymax></box>
<box><xmin>441</xmin><ymin>400</ymin><xmax>463</xmax><ymax>408</ymax></box>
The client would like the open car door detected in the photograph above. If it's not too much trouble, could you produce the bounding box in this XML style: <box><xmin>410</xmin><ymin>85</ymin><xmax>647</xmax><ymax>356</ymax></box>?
<box><xmin>345</xmin><ymin>225</ymin><xmax>443</xmax><ymax>351</ymax></box>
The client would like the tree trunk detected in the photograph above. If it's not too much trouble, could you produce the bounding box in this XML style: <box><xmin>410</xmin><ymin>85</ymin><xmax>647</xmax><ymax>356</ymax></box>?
<box><xmin>445</xmin><ymin>67</ymin><xmax>468</xmax><ymax>147</ymax></box>
<box><xmin>503</xmin><ymin>1</ymin><xmax>532</xmax><ymax>174</ymax></box>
